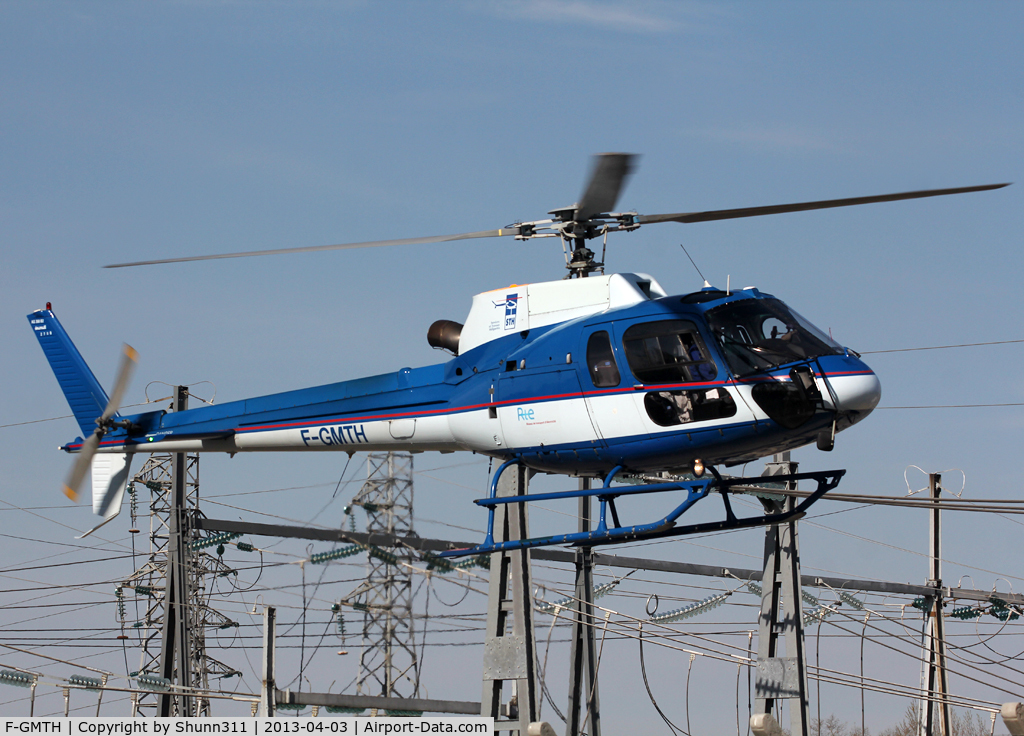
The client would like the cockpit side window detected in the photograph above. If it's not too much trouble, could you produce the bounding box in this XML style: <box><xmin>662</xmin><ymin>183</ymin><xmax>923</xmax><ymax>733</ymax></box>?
<box><xmin>622</xmin><ymin>320</ymin><xmax>717</xmax><ymax>385</ymax></box>
<box><xmin>586</xmin><ymin>331</ymin><xmax>621</xmax><ymax>388</ymax></box>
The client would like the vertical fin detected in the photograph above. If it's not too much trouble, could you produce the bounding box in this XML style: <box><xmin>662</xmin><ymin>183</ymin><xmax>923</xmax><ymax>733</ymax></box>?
<box><xmin>27</xmin><ymin>307</ymin><xmax>111</xmax><ymax>436</ymax></box>
<box><xmin>91</xmin><ymin>452</ymin><xmax>133</xmax><ymax>519</ymax></box>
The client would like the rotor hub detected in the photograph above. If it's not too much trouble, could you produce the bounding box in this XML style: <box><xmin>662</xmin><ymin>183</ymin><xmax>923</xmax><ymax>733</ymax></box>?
<box><xmin>567</xmin><ymin>244</ymin><xmax>602</xmax><ymax>278</ymax></box>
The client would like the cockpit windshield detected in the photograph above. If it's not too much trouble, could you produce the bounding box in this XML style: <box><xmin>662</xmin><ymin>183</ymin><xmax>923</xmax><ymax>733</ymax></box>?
<box><xmin>706</xmin><ymin>298</ymin><xmax>843</xmax><ymax>377</ymax></box>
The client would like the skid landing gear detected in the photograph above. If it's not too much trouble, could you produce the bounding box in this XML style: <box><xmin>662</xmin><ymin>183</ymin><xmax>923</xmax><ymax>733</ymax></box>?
<box><xmin>440</xmin><ymin>460</ymin><xmax>845</xmax><ymax>557</ymax></box>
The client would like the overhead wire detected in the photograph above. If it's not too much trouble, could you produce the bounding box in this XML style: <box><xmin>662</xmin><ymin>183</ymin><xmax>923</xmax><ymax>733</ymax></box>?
<box><xmin>878</xmin><ymin>402</ymin><xmax>1024</xmax><ymax>409</ymax></box>
<box><xmin>820</xmin><ymin>604</ymin><xmax>1023</xmax><ymax>698</ymax></box>
<box><xmin>638</xmin><ymin>622</ymin><xmax>687</xmax><ymax>735</ymax></box>
<box><xmin>537</xmin><ymin>610</ymin><xmax>566</xmax><ymax>725</ymax></box>
<box><xmin>6</xmin><ymin>618</ymin><xmax>1015</xmax><ymax>716</ymax></box>
<box><xmin>723</xmin><ymin>489</ymin><xmax>1024</xmax><ymax>584</ymax></box>
<box><xmin>861</xmin><ymin>338</ymin><xmax>1024</xmax><ymax>355</ymax></box>
<box><xmin>543</xmin><ymin>574</ymin><xmax>1021</xmax><ymax>710</ymax></box>
<box><xmin>4</xmin><ymin>446</ymin><xmax>1019</xmax><ymax>720</ymax></box>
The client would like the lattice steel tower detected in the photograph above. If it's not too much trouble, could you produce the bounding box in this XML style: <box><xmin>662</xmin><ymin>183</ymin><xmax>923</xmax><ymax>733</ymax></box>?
<box><xmin>348</xmin><ymin>453</ymin><xmax>419</xmax><ymax>699</ymax></box>
<box><xmin>117</xmin><ymin>388</ymin><xmax>239</xmax><ymax>717</ymax></box>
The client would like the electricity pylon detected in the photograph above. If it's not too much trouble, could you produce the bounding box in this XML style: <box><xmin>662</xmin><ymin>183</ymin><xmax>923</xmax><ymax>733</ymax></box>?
<box><xmin>118</xmin><ymin>387</ymin><xmax>239</xmax><ymax>716</ymax></box>
<box><xmin>347</xmin><ymin>453</ymin><xmax>420</xmax><ymax>700</ymax></box>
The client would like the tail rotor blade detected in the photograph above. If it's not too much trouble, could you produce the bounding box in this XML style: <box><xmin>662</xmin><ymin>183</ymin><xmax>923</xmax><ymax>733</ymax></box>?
<box><xmin>63</xmin><ymin>431</ymin><xmax>101</xmax><ymax>501</ymax></box>
<box><xmin>99</xmin><ymin>344</ymin><xmax>138</xmax><ymax>424</ymax></box>
<box><xmin>65</xmin><ymin>344</ymin><xmax>137</xmax><ymax>502</ymax></box>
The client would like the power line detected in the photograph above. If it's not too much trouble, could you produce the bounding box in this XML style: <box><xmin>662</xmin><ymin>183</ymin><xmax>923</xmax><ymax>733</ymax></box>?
<box><xmin>878</xmin><ymin>402</ymin><xmax>1024</xmax><ymax>410</ymax></box>
<box><xmin>2</xmin><ymin>462</ymin><xmax>1020</xmax><ymax>723</ymax></box>
<box><xmin>0</xmin><ymin>555</ymin><xmax>132</xmax><ymax>574</ymax></box>
<box><xmin>862</xmin><ymin>338</ymin><xmax>1024</xmax><ymax>355</ymax></box>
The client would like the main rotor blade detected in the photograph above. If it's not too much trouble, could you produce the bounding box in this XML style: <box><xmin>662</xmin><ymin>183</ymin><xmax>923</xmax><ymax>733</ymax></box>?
<box><xmin>63</xmin><ymin>431</ymin><xmax>101</xmax><ymax>502</ymax></box>
<box><xmin>105</xmin><ymin>229</ymin><xmax>516</xmax><ymax>268</ymax></box>
<box><xmin>575</xmin><ymin>153</ymin><xmax>638</xmax><ymax>222</ymax></box>
<box><xmin>637</xmin><ymin>183</ymin><xmax>1011</xmax><ymax>225</ymax></box>
<box><xmin>99</xmin><ymin>344</ymin><xmax>138</xmax><ymax>423</ymax></box>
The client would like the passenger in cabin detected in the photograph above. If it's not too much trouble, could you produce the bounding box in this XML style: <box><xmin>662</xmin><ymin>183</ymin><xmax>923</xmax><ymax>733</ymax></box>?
<box><xmin>665</xmin><ymin>391</ymin><xmax>693</xmax><ymax>423</ymax></box>
<box><xmin>768</xmin><ymin>321</ymin><xmax>808</xmax><ymax>358</ymax></box>
<box><xmin>685</xmin><ymin>335</ymin><xmax>717</xmax><ymax>381</ymax></box>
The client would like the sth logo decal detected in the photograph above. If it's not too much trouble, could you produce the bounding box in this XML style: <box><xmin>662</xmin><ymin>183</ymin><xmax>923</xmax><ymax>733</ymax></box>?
<box><xmin>502</xmin><ymin>293</ymin><xmax>518</xmax><ymax>330</ymax></box>
<box><xmin>491</xmin><ymin>292</ymin><xmax>519</xmax><ymax>332</ymax></box>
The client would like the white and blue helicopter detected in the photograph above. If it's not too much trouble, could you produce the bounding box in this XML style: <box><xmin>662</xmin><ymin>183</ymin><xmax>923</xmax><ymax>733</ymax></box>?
<box><xmin>29</xmin><ymin>155</ymin><xmax>1007</xmax><ymax>550</ymax></box>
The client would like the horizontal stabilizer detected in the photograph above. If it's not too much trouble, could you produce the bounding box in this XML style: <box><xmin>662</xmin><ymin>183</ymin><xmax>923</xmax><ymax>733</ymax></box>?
<box><xmin>27</xmin><ymin>307</ymin><xmax>112</xmax><ymax>436</ymax></box>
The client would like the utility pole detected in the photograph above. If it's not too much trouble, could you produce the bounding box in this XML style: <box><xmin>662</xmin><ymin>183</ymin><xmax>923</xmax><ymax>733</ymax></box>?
<box><xmin>481</xmin><ymin>463</ymin><xmax>540</xmax><ymax>734</ymax></box>
<box><xmin>919</xmin><ymin>473</ymin><xmax>951</xmax><ymax>736</ymax></box>
<box><xmin>566</xmin><ymin>478</ymin><xmax>600</xmax><ymax>736</ymax></box>
<box><xmin>261</xmin><ymin>607</ymin><xmax>276</xmax><ymax>717</ymax></box>
<box><xmin>753</xmin><ymin>453</ymin><xmax>810</xmax><ymax>736</ymax></box>
<box><xmin>159</xmin><ymin>385</ymin><xmax>193</xmax><ymax>717</ymax></box>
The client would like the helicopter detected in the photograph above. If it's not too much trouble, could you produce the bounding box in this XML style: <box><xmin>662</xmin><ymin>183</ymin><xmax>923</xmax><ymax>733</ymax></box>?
<box><xmin>28</xmin><ymin>154</ymin><xmax>1008</xmax><ymax>538</ymax></box>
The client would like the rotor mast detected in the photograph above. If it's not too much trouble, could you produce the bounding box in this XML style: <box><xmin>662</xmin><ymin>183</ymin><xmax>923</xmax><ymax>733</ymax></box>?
<box><xmin>553</xmin><ymin>152</ymin><xmax>638</xmax><ymax>278</ymax></box>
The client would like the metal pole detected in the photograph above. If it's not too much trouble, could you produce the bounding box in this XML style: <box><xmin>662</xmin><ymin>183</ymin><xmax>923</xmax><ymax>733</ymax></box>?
<box><xmin>566</xmin><ymin>477</ymin><xmax>601</xmax><ymax>736</ymax></box>
<box><xmin>261</xmin><ymin>606</ymin><xmax>276</xmax><ymax>717</ymax></box>
<box><xmin>780</xmin><ymin>491</ymin><xmax>810</xmax><ymax>736</ymax></box>
<box><xmin>753</xmin><ymin>454</ymin><xmax>809</xmax><ymax>736</ymax></box>
<box><xmin>920</xmin><ymin>474</ymin><xmax>951</xmax><ymax>736</ymax></box>
<box><xmin>194</xmin><ymin>517</ymin><xmax>1024</xmax><ymax>606</ymax></box>
<box><xmin>481</xmin><ymin>464</ymin><xmax>540</xmax><ymax>734</ymax></box>
<box><xmin>159</xmin><ymin>386</ymin><xmax>192</xmax><ymax>717</ymax></box>
<box><xmin>95</xmin><ymin>674</ymin><xmax>108</xmax><ymax>716</ymax></box>
<box><xmin>932</xmin><ymin>474</ymin><xmax>952</xmax><ymax>736</ymax></box>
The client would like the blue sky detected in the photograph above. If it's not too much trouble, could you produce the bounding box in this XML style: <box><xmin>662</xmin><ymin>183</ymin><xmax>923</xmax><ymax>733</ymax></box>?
<box><xmin>1</xmin><ymin>1</ymin><xmax>1022</xmax><ymax>727</ymax></box>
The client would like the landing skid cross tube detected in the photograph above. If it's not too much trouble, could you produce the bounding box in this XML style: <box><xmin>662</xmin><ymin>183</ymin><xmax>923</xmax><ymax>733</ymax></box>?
<box><xmin>440</xmin><ymin>462</ymin><xmax>845</xmax><ymax>557</ymax></box>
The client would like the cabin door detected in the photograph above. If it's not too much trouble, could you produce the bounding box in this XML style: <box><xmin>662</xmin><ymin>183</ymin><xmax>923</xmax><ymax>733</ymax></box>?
<box><xmin>578</xmin><ymin>326</ymin><xmax>649</xmax><ymax>445</ymax></box>
<box><xmin>494</xmin><ymin>364</ymin><xmax>599</xmax><ymax>453</ymax></box>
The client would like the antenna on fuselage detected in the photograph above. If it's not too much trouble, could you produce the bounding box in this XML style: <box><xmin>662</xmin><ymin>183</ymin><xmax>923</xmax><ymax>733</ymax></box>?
<box><xmin>679</xmin><ymin>244</ymin><xmax>710</xmax><ymax>289</ymax></box>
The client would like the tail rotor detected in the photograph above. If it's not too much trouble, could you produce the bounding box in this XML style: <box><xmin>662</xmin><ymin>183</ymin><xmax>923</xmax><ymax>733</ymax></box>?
<box><xmin>63</xmin><ymin>345</ymin><xmax>138</xmax><ymax>501</ymax></box>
